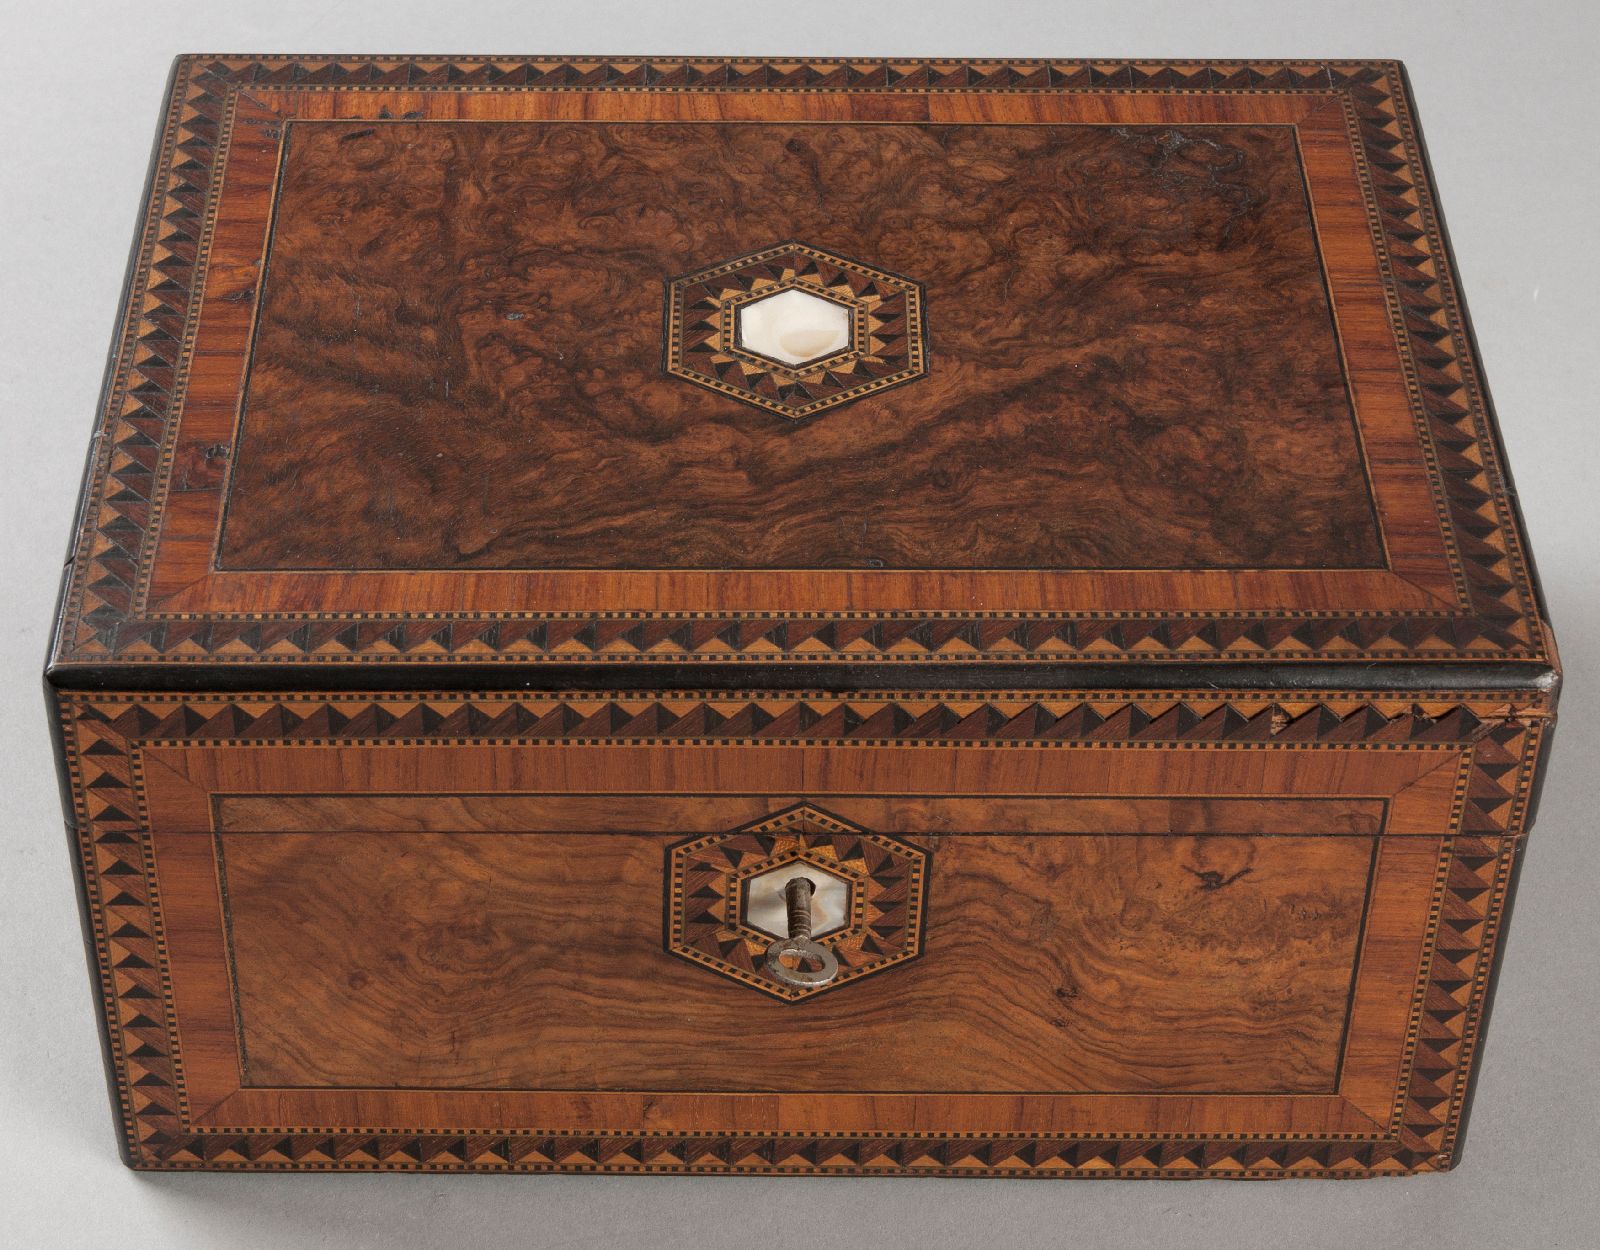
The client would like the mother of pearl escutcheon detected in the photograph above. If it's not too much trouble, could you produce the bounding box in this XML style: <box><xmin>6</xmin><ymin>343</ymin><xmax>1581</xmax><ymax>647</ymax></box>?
<box><xmin>666</xmin><ymin>803</ymin><xmax>930</xmax><ymax>1000</ymax></box>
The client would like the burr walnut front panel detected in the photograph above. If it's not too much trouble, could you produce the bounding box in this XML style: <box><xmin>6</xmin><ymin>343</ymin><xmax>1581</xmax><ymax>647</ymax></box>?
<box><xmin>57</xmin><ymin>690</ymin><xmax>1550</xmax><ymax>1174</ymax></box>
<box><xmin>209</xmin><ymin>823</ymin><xmax>1373</xmax><ymax>1094</ymax></box>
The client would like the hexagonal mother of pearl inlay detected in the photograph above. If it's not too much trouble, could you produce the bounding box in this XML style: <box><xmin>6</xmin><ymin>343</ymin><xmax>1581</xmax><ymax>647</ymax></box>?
<box><xmin>736</xmin><ymin>288</ymin><xmax>852</xmax><ymax>366</ymax></box>
<box><xmin>665</xmin><ymin>241</ymin><xmax>926</xmax><ymax>420</ymax></box>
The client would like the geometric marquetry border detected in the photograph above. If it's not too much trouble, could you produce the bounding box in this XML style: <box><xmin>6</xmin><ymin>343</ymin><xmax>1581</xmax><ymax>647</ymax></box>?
<box><xmin>53</xmin><ymin>57</ymin><xmax>1549</xmax><ymax>668</ymax></box>
<box><xmin>56</xmin><ymin>687</ymin><xmax>1549</xmax><ymax>1173</ymax></box>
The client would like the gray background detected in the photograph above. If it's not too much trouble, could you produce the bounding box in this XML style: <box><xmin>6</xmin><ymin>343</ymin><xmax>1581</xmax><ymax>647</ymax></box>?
<box><xmin>2</xmin><ymin>2</ymin><xmax>1595</xmax><ymax>1246</ymax></box>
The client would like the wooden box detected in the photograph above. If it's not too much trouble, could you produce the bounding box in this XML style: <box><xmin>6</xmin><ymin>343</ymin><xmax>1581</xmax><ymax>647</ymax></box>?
<box><xmin>48</xmin><ymin>55</ymin><xmax>1561</xmax><ymax>1177</ymax></box>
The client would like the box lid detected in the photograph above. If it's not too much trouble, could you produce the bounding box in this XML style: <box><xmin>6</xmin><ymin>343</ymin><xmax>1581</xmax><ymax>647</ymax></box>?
<box><xmin>49</xmin><ymin>56</ymin><xmax>1555</xmax><ymax>685</ymax></box>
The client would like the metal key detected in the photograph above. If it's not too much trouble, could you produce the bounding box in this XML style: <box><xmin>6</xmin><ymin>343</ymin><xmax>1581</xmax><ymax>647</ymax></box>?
<box><xmin>764</xmin><ymin>877</ymin><xmax>840</xmax><ymax>988</ymax></box>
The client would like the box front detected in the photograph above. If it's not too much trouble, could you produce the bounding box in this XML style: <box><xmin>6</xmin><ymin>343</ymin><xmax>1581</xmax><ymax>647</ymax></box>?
<box><xmin>59</xmin><ymin>688</ymin><xmax>1546</xmax><ymax>1175</ymax></box>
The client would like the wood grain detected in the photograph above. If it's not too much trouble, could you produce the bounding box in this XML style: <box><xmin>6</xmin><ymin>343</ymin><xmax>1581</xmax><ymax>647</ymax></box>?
<box><xmin>215</xmin><ymin>793</ymin><xmax>1387</xmax><ymax>837</ymax></box>
<box><xmin>218</xmin><ymin>829</ymin><xmax>1370</xmax><ymax>1093</ymax></box>
<box><xmin>220</xmin><ymin>119</ymin><xmax>1377</xmax><ymax>572</ymax></box>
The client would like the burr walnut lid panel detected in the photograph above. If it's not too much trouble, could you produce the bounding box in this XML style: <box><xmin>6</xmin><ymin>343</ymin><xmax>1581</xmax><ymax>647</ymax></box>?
<box><xmin>49</xmin><ymin>56</ymin><xmax>1552</xmax><ymax>672</ymax></box>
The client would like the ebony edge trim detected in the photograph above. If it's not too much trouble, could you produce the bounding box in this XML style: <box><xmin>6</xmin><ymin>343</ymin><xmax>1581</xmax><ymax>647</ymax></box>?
<box><xmin>44</xmin><ymin>657</ymin><xmax>1560</xmax><ymax>697</ymax></box>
